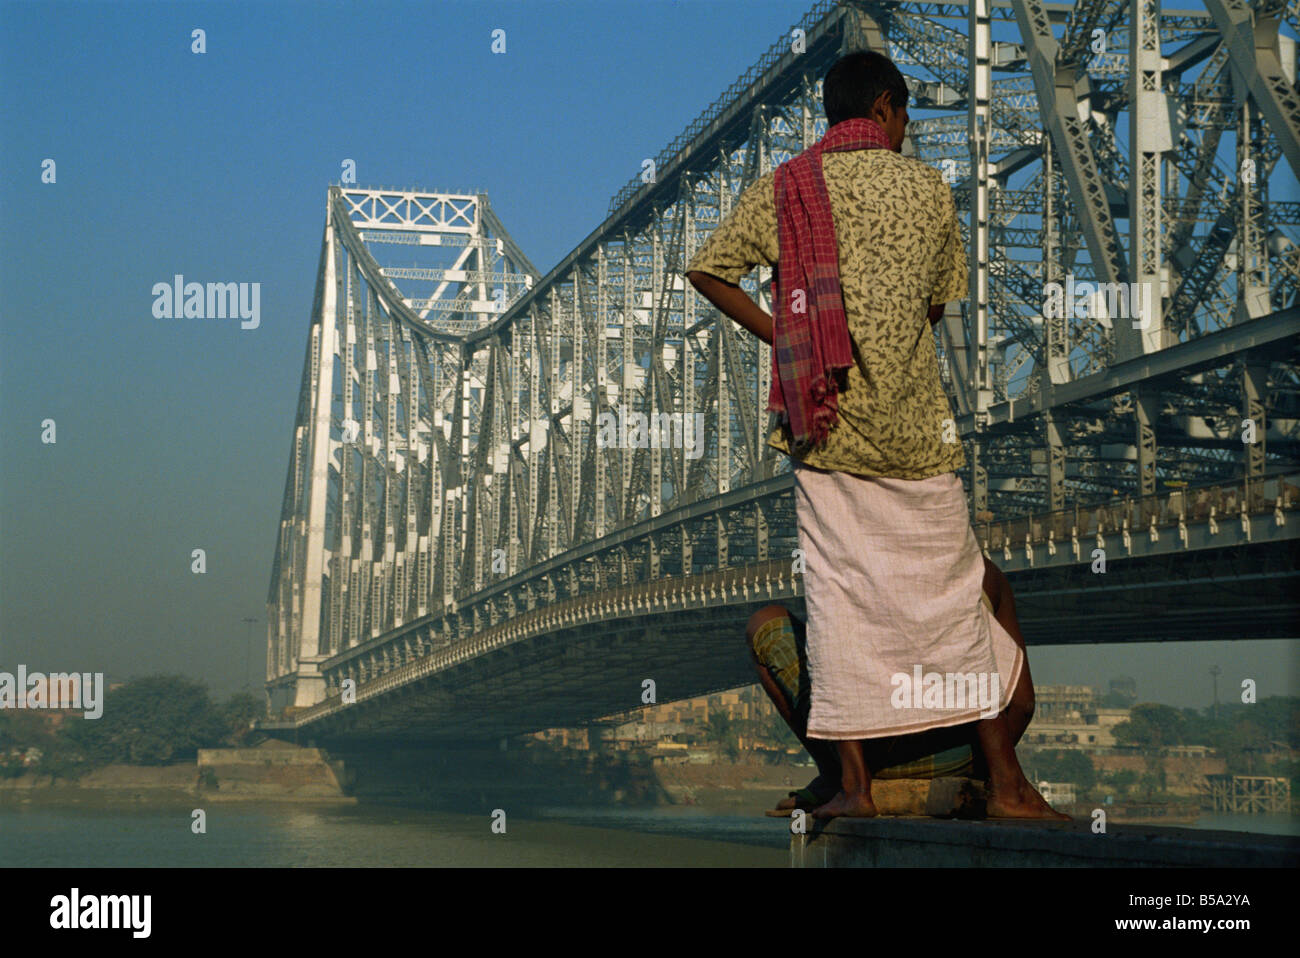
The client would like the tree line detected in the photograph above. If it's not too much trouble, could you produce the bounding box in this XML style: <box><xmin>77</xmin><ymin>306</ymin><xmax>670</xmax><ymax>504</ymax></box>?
<box><xmin>0</xmin><ymin>675</ymin><xmax>264</xmax><ymax>781</ymax></box>
<box><xmin>1025</xmin><ymin>697</ymin><xmax>1298</xmax><ymax>801</ymax></box>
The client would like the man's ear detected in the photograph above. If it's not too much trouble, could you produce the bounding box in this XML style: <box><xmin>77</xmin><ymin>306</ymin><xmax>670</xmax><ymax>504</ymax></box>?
<box><xmin>870</xmin><ymin>90</ymin><xmax>893</xmax><ymax>124</ymax></box>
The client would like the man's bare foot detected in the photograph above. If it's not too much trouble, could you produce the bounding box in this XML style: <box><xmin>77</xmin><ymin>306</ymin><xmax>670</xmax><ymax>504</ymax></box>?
<box><xmin>811</xmin><ymin>789</ymin><xmax>878</xmax><ymax>819</ymax></box>
<box><xmin>986</xmin><ymin>780</ymin><xmax>1071</xmax><ymax>820</ymax></box>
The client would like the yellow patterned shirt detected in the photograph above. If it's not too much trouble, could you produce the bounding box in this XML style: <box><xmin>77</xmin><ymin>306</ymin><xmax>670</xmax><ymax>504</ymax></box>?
<box><xmin>686</xmin><ymin>149</ymin><xmax>968</xmax><ymax>479</ymax></box>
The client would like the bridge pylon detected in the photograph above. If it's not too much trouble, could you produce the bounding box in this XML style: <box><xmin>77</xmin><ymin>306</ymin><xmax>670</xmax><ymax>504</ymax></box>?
<box><xmin>267</xmin><ymin>187</ymin><xmax>540</xmax><ymax>710</ymax></box>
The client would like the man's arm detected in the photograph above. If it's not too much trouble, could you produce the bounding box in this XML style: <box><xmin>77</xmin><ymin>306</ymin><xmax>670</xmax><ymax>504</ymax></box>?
<box><xmin>927</xmin><ymin>175</ymin><xmax>968</xmax><ymax>326</ymax></box>
<box><xmin>687</xmin><ymin>271</ymin><xmax>774</xmax><ymax>346</ymax></box>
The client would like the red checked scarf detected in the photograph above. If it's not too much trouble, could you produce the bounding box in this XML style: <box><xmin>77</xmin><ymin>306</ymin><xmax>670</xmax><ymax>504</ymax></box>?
<box><xmin>771</xmin><ymin>117</ymin><xmax>893</xmax><ymax>450</ymax></box>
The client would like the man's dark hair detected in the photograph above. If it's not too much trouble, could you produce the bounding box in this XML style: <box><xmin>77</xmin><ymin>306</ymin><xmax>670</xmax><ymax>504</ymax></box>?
<box><xmin>822</xmin><ymin>51</ymin><xmax>909</xmax><ymax>128</ymax></box>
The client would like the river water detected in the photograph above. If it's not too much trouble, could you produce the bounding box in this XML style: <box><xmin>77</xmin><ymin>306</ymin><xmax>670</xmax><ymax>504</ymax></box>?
<box><xmin>0</xmin><ymin>803</ymin><xmax>790</xmax><ymax>867</ymax></box>
<box><xmin>2</xmin><ymin>802</ymin><xmax>1294</xmax><ymax>867</ymax></box>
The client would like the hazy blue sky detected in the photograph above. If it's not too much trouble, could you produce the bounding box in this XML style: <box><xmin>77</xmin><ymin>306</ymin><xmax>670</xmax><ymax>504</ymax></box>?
<box><xmin>1</xmin><ymin>0</ymin><xmax>1294</xmax><ymax>709</ymax></box>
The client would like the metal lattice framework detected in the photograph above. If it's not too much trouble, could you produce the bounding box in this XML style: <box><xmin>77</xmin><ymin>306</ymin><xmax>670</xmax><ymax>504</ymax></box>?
<box><xmin>267</xmin><ymin>0</ymin><xmax>1300</xmax><ymax>726</ymax></box>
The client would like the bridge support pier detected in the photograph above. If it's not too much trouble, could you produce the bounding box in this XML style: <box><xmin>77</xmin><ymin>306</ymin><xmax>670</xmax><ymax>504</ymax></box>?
<box><xmin>268</xmin><ymin>657</ymin><xmax>327</xmax><ymax>712</ymax></box>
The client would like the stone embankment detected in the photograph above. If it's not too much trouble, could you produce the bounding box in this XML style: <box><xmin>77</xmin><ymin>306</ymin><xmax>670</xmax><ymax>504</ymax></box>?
<box><xmin>0</xmin><ymin>740</ymin><xmax>352</xmax><ymax>804</ymax></box>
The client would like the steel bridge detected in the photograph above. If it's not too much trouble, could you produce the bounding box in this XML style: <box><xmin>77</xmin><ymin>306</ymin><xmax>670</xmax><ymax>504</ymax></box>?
<box><xmin>266</xmin><ymin>0</ymin><xmax>1300</xmax><ymax>742</ymax></box>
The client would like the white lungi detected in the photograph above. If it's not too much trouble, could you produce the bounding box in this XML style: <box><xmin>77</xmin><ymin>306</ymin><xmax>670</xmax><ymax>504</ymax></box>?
<box><xmin>795</xmin><ymin>462</ymin><xmax>1023</xmax><ymax>740</ymax></box>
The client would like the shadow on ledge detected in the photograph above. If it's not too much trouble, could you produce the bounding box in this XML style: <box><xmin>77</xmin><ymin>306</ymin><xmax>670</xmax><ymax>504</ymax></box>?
<box><xmin>790</xmin><ymin>815</ymin><xmax>1299</xmax><ymax>867</ymax></box>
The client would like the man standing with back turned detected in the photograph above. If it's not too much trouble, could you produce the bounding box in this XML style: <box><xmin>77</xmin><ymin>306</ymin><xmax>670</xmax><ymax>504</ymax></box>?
<box><xmin>686</xmin><ymin>51</ymin><xmax>1066</xmax><ymax>820</ymax></box>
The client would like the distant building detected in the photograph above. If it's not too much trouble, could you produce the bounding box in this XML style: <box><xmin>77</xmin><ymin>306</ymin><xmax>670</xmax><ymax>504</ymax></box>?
<box><xmin>1262</xmin><ymin>740</ymin><xmax>1298</xmax><ymax>764</ymax></box>
<box><xmin>598</xmin><ymin>719</ymin><xmax>688</xmax><ymax>748</ymax></box>
<box><xmin>1034</xmin><ymin>685</ymin><xmax>1097</xmax><ymax>723</ymax></box>
<box><xmin>1164</xmin><ymin>745</ymin><xmax>1213</xmax><ymax>758</ymax></box>
<box><xmin>1038</xmin><ymin>781</ymin><xmax>1076</xmax><ymax>805</ymax></box>
<box><xmin>1024</xmin><ymin>685</ymin><xmax>1130</xmax><ymax>749</ymax></box>
<box><xmin>530</xmin><ymin>727</ymin><xmax>591</xmax><ymax>750</ymax></box>
<box><xmin>649</xmin><ymin>742</ymin><xmax>689</xmax><ymax>766</ymax></box>
<box><xmin>531</xmin><ymin>684</ymin><xmax>784</xmax><ymax>756</ymax></box>
<box><xmin>1107</xmin><ymin>677</ymin><xmax>1138</xmax><ymax>708</ymax></box>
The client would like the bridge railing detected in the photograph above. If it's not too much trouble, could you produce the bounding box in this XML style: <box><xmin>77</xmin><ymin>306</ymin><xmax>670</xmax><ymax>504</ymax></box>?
<box><xmin>976</xmin><ymin>472</ymin><xmax>1300</xmax><ymax>554</ymax></box>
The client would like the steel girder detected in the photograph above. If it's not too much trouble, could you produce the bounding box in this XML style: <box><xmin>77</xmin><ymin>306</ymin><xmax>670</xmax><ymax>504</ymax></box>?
<box><xmin>1205</xmin><ymin>0</ymin><xmax>1300</xmax><ymax>176</ymax></box>
<box><xmin>269</xmin><ymin>1</ymin><xmax>1300</xmax><ymax>713</ymax></box>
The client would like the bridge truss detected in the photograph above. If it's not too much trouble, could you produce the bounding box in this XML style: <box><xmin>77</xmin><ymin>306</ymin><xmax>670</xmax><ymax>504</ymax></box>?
<box><xmin>267</xmin><ymin>0</ymin><xmax>1300</xmax><ymax>727</ymax></box>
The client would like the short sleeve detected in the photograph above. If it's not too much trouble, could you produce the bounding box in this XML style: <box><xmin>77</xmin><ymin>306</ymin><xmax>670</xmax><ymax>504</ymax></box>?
<box><xmin>686</xmin><ymin>174</ymin><xmax>778</xmax><ymax>285</ymax></box>
<box><xmin>929</xmin><ymin>177</ymin><xmax>968</xmax><ymax>304</ymax></box>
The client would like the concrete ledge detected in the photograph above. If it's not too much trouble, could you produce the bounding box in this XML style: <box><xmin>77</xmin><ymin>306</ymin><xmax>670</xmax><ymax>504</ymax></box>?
<box><xmin>790</xmin><ymin>817</ymin><xmax>1299</xmax><ymax>867</ymax></box>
